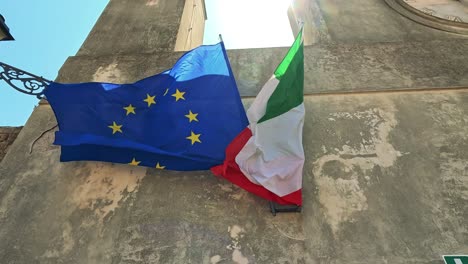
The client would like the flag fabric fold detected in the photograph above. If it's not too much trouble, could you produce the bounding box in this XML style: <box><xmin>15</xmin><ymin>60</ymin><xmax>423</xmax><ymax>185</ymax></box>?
<box><xmin>45</xmin><ymin>43</ymin><xmax>248</xmax><ymax>171</ymax></box>
<box><xmin>211</xmin><ymin>30</ymin><xmax>305</xmax><ymax>205</ymax></box>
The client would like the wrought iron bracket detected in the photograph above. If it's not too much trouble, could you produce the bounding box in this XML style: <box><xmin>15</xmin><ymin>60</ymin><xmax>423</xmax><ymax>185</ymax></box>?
<box><xmin>0</xmin><ymin>62</ymin><xmax>52</xmax><ymax>99</ymax></box>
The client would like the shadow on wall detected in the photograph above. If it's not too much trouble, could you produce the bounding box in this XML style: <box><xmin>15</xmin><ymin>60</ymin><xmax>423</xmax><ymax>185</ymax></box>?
<box><xmin>0</xmin><ymin>126</ymin><xmax>22</xmax><ymax>162</ymax></box>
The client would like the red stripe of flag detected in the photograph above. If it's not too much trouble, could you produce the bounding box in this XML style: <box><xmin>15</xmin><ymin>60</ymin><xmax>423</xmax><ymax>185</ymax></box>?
<box><xmin>211</xmin><ymin>127</ymin><xmax>302</xmax><ymax>205</ymax></box>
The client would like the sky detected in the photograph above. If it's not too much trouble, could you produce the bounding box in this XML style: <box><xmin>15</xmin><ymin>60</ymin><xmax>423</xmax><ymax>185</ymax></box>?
<box><xmin>0</xmin><ymin>0</ymin><xmax>293</xmax><ymax>126</ymax></box>
<box><xmin>203</xmin><ymin>0</ymin><xmax>293</xmax><ymax>49</ymax></box>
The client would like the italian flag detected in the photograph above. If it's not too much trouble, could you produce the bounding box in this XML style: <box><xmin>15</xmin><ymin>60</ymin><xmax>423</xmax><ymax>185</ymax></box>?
<box><xmin>211</xmin><ymin>30</ymin><xmax>304</xmax><ymax>205</ymax></box>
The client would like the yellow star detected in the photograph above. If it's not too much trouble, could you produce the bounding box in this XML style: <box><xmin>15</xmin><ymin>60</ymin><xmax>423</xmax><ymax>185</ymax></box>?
<box><xmin>155</xmin><ymin>162</ymin><xmax>165</xmax><ymax>169</ymax></box>
<box><xmin>144</xmin><ymin>94</ymin><xmax>156</xmax><ymax>107</ymax></box>
<box><xmin>128</xmin><ymin>158</ymin><xmax>141</xmax><ymax>166</ymax></box>
<box><xmin>108</xmin><ymin>121</ymin><xmax>123</xmax><ymax>134</ymax></box>
<box><xmin>185</xmin><ymin>110</ymin><xmax>199</xmax><ymax>122</ymax></box>
<box><xmin>172</xmin><ymin>89</ymin><xmax>186</xmax><ymax>102</ymax></box>
<box><xmin>123</xmin><ymin>104</ymin><xmax>136</xmax><ymax>115</ymax></box>
<box><xmin>186</xmin><ymin>131</ymin><xmax>202</xmax><ymax>145</ymax></box>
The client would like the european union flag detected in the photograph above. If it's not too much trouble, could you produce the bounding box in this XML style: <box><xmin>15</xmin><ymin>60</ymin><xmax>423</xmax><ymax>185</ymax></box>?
<box><xmin>44</xmin><ymin>43</ymin><xmax>248</xmax><ymax>170</ymax></box>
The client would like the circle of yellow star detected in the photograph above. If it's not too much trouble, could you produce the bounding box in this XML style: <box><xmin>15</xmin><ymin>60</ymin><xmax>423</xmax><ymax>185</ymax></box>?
<box><xmin>108</xmin><ymin>121</ymin><xmax>123</xmax><ymax>134</ymax></box>
<box><xmin>128</xmin><ymin>158</ymin><xmax>141</xmax><ymax>166</ymax></box>
<box><xmin>185</xmin><ymin>110</ymin><xmax>199</xmax><ymax>122</ymax></box>
<box><xmin>186</xmin><ymin>131</ymin><xmax>202</xmax><ymax>145</ymax></box>
<box><xmin>144</xmin><ymin>94</ymin><xmax>156</xmax><ymax>107</ymax></box>
<box><xmin>123</xmin><ymin>104</ymin><xmax>136</xmax><ymax>115</ymax></box>
<box><xmin>155</xmin><ymin>162</ymin><xmax>165</xmax><ymax>169</ymax></box>
<box><xmin>172</xmin><ymin>89</ymin><xmax>186</xmax><ymax>102</ymax></box>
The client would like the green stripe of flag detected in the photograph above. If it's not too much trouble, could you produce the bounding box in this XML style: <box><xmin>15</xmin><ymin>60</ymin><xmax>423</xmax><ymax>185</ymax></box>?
<box><xmin>258</xmin><ymin>29</ymin><xmax>304</xmax><ymax>124</ymax></box>
<box><xmin>274</xmin><ymin>29</ymin><xmax>303</xmax><ymax>79</ymax></box>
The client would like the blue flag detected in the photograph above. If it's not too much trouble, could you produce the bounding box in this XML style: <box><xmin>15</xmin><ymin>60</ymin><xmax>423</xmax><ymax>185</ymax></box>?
<box><xmin>45</xmin><ymin>43</ymin><xmax>248</xmax><ymax>170</ymax></box>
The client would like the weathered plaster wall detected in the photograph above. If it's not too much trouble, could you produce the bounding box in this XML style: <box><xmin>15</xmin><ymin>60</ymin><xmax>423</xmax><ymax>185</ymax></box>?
<box><xmin>290</xmin><ymin>0</ymin><xmax>468</xmax><ymax>44</ymax></box>
<box><xmin>59</xmin><ymin>39</ymin><xmax>468</xmax><ymax>96</ymax></box>
<box><xmin>1</xmin><ymin>0</ymin><xmax>467</xmax><ymax>263</ymax></box>
<box><xmin>77</xmin><ymin>0</ymin><xmax>186</xmax><ymax>56</ymax></box>
<box><xmin>0</xmin><ymin>127</ymin><xmax>22</xmax><ymax>162</ymax></box>
<box><xmin>1</xmin><ymin>91</ymin><xmax>467</xmax><ymax>263</ymax></box>
<box><xmin>174</xmin><ymin>0</ymin><xmax>206</xmax><ymax>51</ymax></box>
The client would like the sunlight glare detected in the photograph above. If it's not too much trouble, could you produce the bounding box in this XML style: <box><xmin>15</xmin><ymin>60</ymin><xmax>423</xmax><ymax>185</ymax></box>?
<box><xmin>203</xmin><ymin>0</ymin><xmax>294</xmax><ymax>49</ymax></box>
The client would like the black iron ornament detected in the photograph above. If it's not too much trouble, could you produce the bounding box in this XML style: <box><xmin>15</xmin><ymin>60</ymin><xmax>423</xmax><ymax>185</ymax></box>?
<box><xmin>0</xmin><ymin>62</ymin><xmax>51</xmax><ymax>99</ymax></box>
<box><xmin>269</xmin><ymin>201</ymin><xmax>302</xmax><ymax>216</ymax></box>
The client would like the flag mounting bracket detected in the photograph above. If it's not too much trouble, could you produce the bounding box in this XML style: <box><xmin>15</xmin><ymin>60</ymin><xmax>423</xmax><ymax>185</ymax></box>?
<box><xmin>0</xmin><ymin>61</ymin><xmax>52</xmax><ymax>99</ymax></box>
<box><xmin>269</xmin><ymin>202</ymin><xmax>302</xmax><ymax>216</ymax></box>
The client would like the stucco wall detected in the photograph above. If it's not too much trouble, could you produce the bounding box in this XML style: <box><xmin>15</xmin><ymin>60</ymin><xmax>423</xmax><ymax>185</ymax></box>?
<box><xmin>0</xmin><ymin>127</ymin><xmax>22</xmax><ymax>162</ymax></box>
<box><xmin>174</xmin><ymin>0</ymin><xmax>206</xmax><ymax>51</ymax></box>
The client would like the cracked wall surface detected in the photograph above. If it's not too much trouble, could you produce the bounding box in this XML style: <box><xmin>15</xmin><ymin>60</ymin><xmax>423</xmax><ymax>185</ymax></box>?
<box><xmin>1</xmin><ymin>92</ymin><xmax>467</xmax><ymax>263</ymax></box>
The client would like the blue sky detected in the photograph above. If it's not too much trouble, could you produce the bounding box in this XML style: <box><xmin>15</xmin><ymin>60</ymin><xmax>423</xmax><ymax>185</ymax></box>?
<box><xmin>0</xmin><ymin>0</ymin><xmax>109</xmax><ymax>126</ymax></box>
<box><xmin>0</xmin><ymin>0</ymin><xmax>292</xmax><ymax>126</ymax></box>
